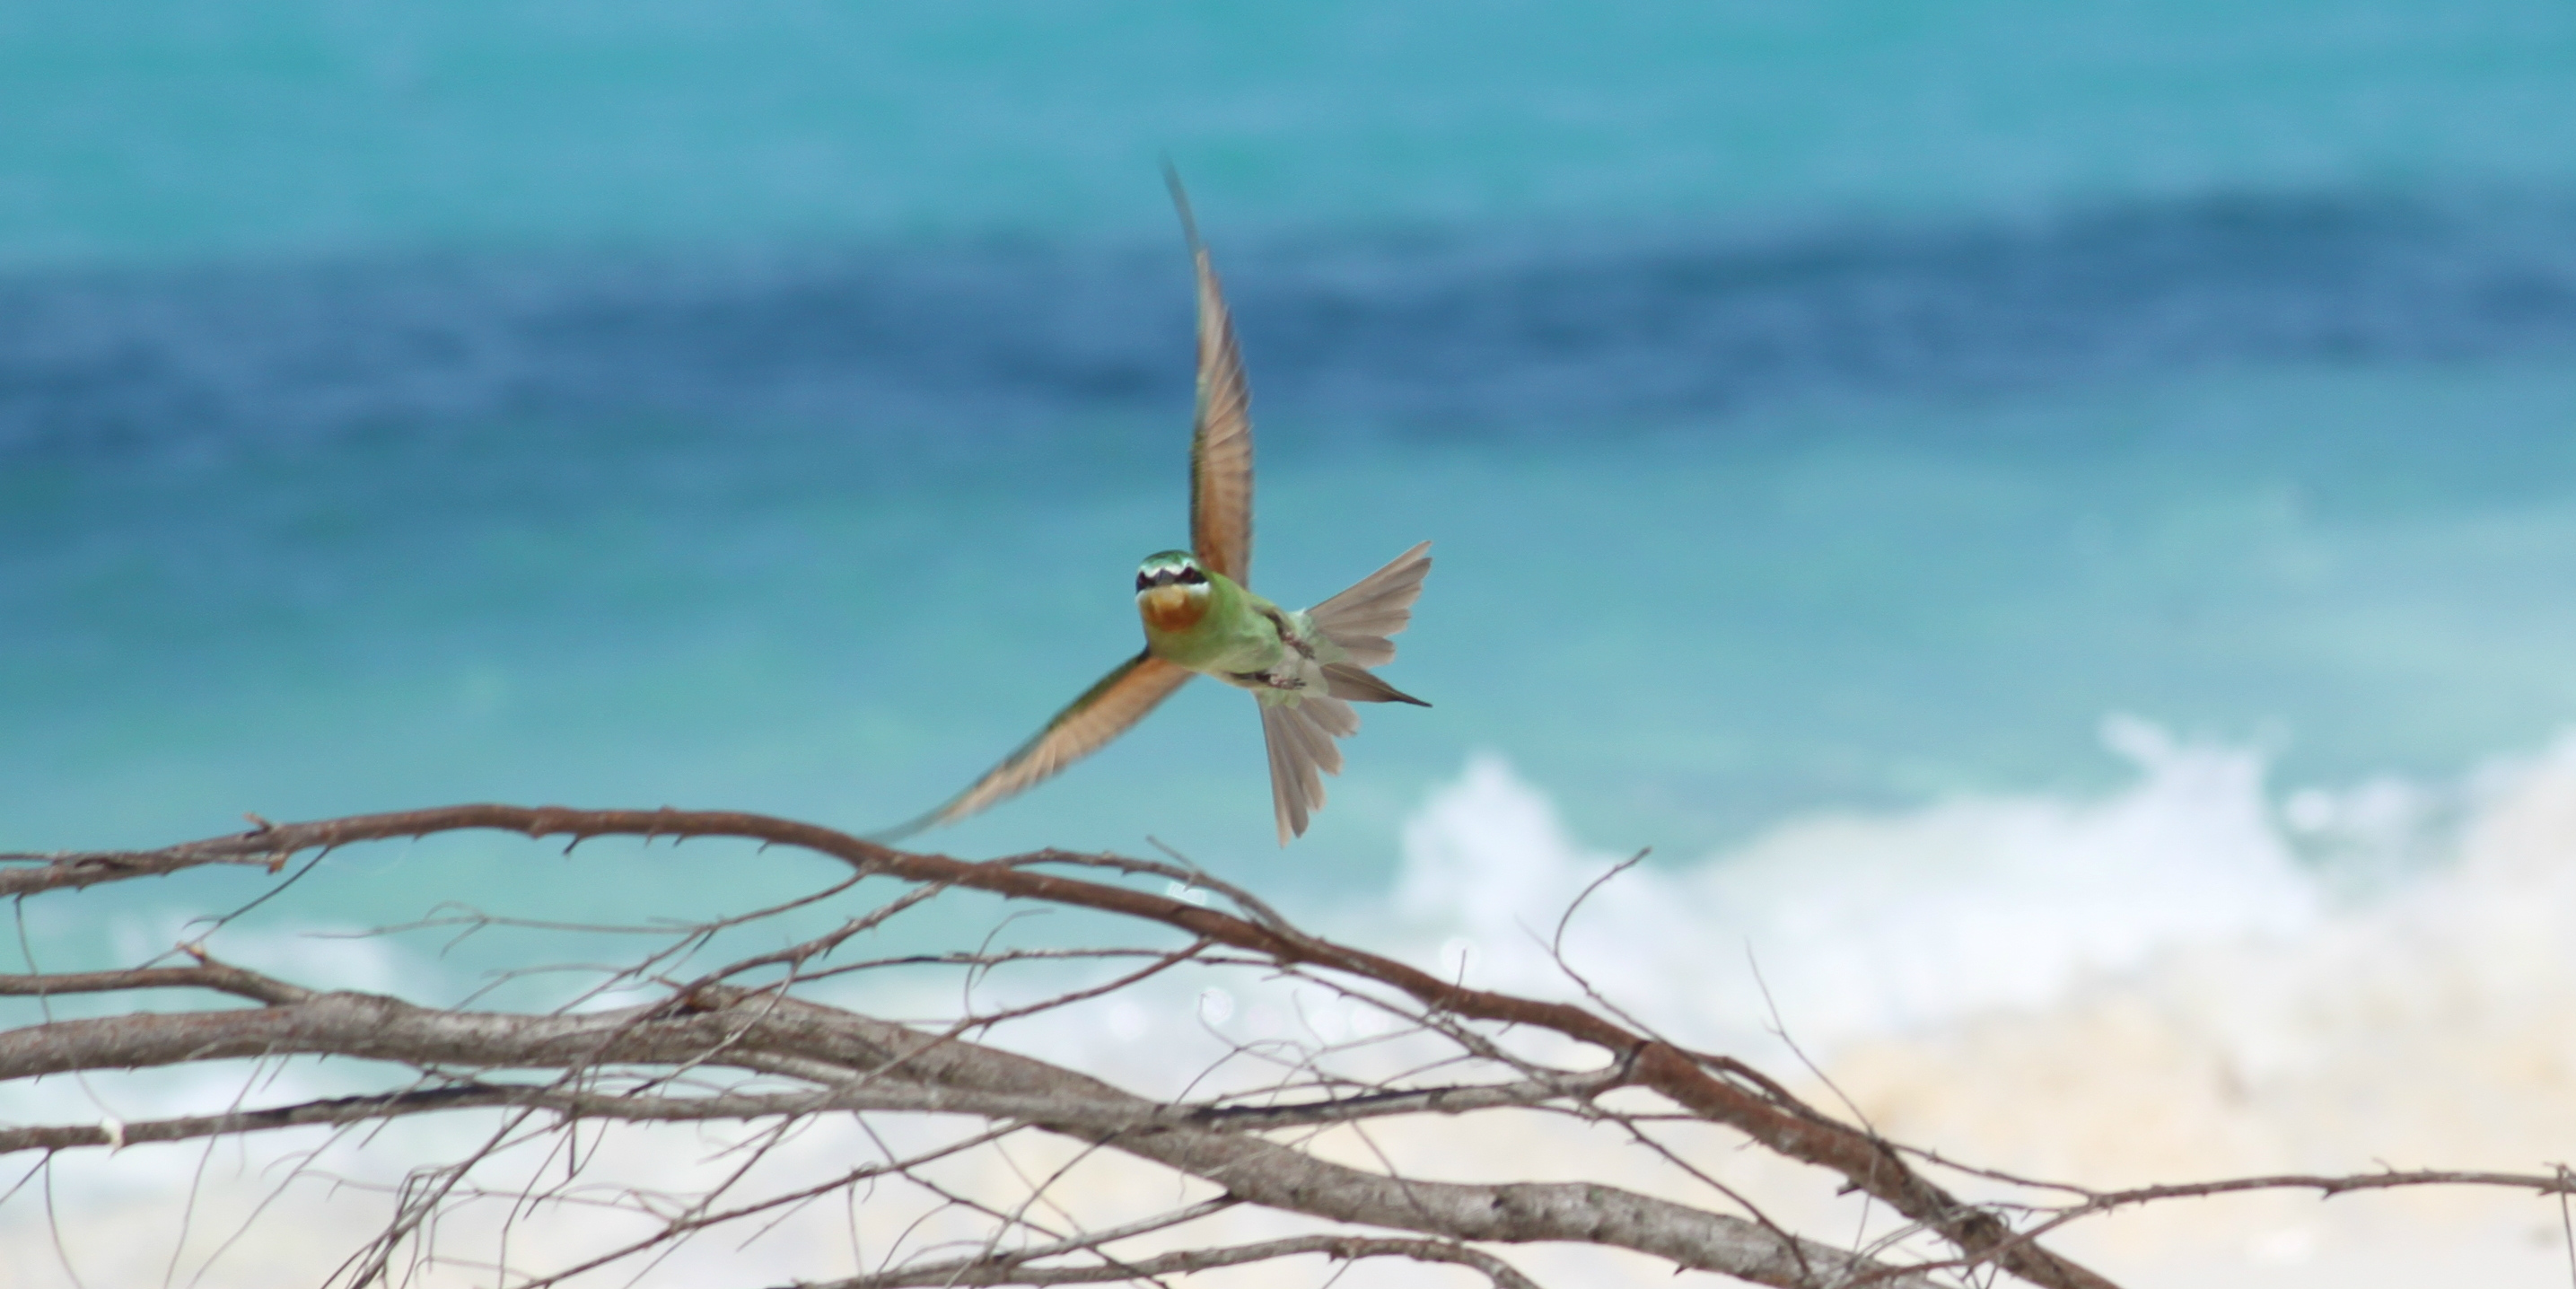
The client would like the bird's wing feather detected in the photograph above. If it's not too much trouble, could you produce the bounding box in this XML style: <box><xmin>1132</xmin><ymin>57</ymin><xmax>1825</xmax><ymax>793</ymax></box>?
<box><xmin>1306</xmin><ymin>540</ymin><xmax>1433</xmax><ymax>668</ymax></box>
<box><xmin>1168</xmin><ymin>168</ymin><xmax>1255</xmax><ymax>587</ymax></box>
<box><xmin>1322</xmin><ymin>662</ymin><xmax>1429</xmax><ymax>706</ymax></box>
<box><xmin>869</xmin><ymin>653</ymin><xmax>1192</xmax><ymax>843</ymax></box>
<box><xmin>1257</xmin><ymin>694</ymin><xmax>1356</xmax><ymax>845</ymax></box>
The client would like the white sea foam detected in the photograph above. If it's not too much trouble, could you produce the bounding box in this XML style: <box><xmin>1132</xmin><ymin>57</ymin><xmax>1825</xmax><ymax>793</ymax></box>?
<box><xmin>1388</xmin><ymin>715</ymin><xmax>2323</xmax><ymax>1057</ymax></box>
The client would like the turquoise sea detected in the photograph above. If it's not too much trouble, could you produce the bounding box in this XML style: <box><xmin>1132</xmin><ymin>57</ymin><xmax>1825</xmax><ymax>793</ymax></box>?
<box><xmin>8</xmin><ymin>5</ymin><xmax>2576</xmax><ymax>1280</ymax></box>
<box><xmin>10</xmin><ymin>0</ymin><xmax>2576</xmax><ymax>888</ymax></box>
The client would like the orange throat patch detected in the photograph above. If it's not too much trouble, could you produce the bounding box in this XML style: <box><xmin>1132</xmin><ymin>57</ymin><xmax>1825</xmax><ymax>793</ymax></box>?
<box><xmin>1137</xmin><ymin>585</ymin><xmax>1208</xmax><ymax>634</ymax></box>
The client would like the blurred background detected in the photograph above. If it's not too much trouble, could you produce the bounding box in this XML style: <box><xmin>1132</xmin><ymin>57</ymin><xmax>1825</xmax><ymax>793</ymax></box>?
<box><xmin>7</xmin><ymin>2</ymin><xmax>2576</xmax><ymax>1284</ymax></box>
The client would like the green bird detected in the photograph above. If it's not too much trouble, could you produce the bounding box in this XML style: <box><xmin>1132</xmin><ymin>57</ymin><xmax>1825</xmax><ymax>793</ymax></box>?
<box><xmin>874</xmin><ymin>177</ymin><xmax>1432</xmax><ymax>846</ymax></box>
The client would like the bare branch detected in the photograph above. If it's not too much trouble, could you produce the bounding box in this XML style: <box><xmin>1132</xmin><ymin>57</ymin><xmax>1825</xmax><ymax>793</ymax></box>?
<box><xmin>0</xmin><ymin>1084</ymin><xmax>523</xmax><ymax>1153</ymax></box>
<box><xmin>18</xmin><ymin>805</ymin><xmax>2049</xmax><ymax>1282</ymax></box>
<box><xmin>0</xmin><ymin>977</ymin><xmax>1935</xmax><ymax>1287</ymax></box>
<box><xmin>55</xmin><ymin>804</ymin><xmax>2556</xmax><ymax>1286</ymax></box>
<box><xmin>819</xmin><ymin>1232</ymin><xmax>1547</xmax><ymax>1288</ymax></box>
<box><xmin>0</xmin><ymin>960</ymin><xmax>311</xmax><ymax>1006</ymax></box>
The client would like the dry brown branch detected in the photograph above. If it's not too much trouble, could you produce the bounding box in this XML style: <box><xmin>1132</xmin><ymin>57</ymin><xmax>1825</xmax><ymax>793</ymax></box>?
<box><xmin>0</xmin><ymin>804</ymin><xmax>2115</xmax><ymax>1287</ymax></box>
<box><xmin>0</xmin><ymin>962</ymin><xmax>313</xmax><ymax>1005</ymax></box>
<box><xmin>819</xmin><ymin>1232</ymin><xmax>1548</xmax><ymax>1287</ymax></box>
<box><xmin>3</xmin><ymin>804</ymin><xmax>2565</xmax><ymax>1289</ymax></box>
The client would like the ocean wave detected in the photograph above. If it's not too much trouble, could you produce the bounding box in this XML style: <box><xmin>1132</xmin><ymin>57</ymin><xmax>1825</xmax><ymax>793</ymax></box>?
<box><xmin>1386</xmin><ymin>717</ymin><xmax>2323</xmax><ymax>1054</ymax></box>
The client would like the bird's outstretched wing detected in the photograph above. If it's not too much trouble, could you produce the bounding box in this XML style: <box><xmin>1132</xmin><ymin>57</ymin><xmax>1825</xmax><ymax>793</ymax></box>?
<box><xmin>1166</xmin><ymin>166</ymin><xmax>1255</xmax><ymax>587</ymax></box>
<box><xmin>868</xmin><ymin>653</ymin><xmax>1194</xmax><ymax>843</ymax></box>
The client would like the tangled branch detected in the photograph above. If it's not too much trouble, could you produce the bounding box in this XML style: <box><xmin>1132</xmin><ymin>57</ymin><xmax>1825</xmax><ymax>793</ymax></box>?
<box><xmin>3</xmin><ymin>806</ymin><xmax>2566</xmax><ymax>1287</ymax></box>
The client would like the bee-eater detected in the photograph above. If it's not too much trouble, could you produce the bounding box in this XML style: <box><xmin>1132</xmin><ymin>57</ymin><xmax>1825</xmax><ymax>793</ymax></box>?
<box><xmin>872</xmin><ymin>175</ymin><xmax>1432</xmax><ymax>846</ymax></box>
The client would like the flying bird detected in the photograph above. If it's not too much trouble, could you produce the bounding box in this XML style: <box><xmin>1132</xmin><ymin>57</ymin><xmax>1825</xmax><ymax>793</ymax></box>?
<box><xmin>873</xmin><ymin>175</ymin><xmax>1432</xmax><ymax>846</ymax></box>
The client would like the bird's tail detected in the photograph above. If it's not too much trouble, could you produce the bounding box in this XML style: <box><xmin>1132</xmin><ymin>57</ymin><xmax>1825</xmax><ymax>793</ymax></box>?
<box><xmin>1257</xmin><ymin>541</ymin><xmax>1433</xmax><ymax>844</ymax></box>
<box><xmin>1259</xmin><ymin>691</ymin><xmax>1356</xmax><ymax>845</ymax></box>
<box><xmin>1307</xmin><ymin>539</ymin><xmax>1433</xmax><ymax>705</ymax></box>
<box><xmin>1306</xmin><ymin>540</ymin><xmax>1433</xmax><ymax>669</ymax></box>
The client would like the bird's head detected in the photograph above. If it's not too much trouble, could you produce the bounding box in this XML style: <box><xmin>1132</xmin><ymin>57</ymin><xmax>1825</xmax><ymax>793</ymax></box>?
<box><xmin>1135</xmin><ymin>549</ymin><xmax>1211</xmax><ymax>633</ymax></box>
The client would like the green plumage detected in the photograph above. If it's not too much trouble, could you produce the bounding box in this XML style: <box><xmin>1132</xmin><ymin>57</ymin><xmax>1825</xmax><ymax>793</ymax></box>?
<box><xmin>1142</xmin><ymin>567</ymin><xmax>1289</xmax><ymax>676</ymax></box>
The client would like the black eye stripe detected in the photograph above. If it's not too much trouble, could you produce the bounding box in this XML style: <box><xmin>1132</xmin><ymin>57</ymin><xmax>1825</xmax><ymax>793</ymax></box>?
<box><xmin>1135</xmin><ymin>563</ymin><xmax>1205</xmax><ymax>591</ymax></box>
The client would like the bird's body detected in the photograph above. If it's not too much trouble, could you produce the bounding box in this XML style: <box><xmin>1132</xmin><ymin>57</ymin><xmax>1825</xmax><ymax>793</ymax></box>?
<box><xmin>1134</xmin><ymin>551</ymin><xmax>1272</xmax><ymax>673</ymax></box>
<box><xmin>872</xmin><ymin>176</ymin><xmax>1431</xmax><ymax>846</ymax></box>
<box><xmin>1138</xmin><ymin>552</ymin><xmax>1312</xmax><ymax>690</ymax></box>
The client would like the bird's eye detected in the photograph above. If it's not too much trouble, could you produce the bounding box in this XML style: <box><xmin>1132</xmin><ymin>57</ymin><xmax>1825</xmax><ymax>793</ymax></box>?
<box><xmin>1178</xmin><ymin>566</ymin><xmax>1208</xmax><ymax>585</ymax></box>
<box><xmin>1135</xmin><ymin>570</ymin><xmax>1154</xmax><ymax>591</ymax></box>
